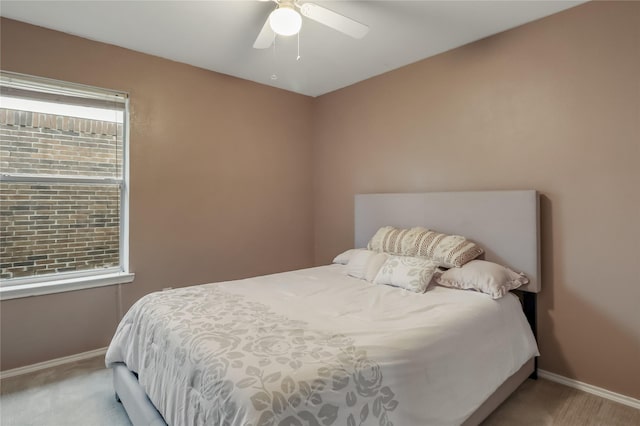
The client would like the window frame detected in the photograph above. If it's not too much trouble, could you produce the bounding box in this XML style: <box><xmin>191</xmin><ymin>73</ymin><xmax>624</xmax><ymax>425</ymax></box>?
<box><xmin>0</xmin><ymin>72</ymin><xmax>134</xmax><ymax>300</ymax></box>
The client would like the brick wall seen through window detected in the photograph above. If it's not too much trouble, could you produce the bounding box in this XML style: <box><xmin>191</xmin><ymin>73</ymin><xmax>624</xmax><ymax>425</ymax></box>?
<box><xmin>0</xmin><ymin>108</ymin><xmax>122</xmax><ymax>279</ymax></box>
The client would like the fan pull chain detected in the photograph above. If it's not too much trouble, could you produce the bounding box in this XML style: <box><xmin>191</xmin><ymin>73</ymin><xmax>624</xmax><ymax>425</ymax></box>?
<box><xmin>297</xmin><ymin>31</ymin><xmax>301</xmax><ymax>61</ymax></box>
<box><xmin>271</xmin><ymin>36</ymin><xmax>278</xmax><ymax>80</ymax></box>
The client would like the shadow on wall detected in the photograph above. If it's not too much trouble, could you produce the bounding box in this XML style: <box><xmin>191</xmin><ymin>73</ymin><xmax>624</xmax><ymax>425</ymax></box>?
<box><xmin>538</xmin><ymin>194</ymin><xmax>573</xmax><ymax>377</ymax></box>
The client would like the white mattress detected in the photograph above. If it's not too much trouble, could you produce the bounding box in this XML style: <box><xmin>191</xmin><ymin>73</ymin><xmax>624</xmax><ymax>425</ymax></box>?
<box><xmin>106</xmin><ymin>265</ymin><xmax>538</xmax><ymax>426</ymax></box>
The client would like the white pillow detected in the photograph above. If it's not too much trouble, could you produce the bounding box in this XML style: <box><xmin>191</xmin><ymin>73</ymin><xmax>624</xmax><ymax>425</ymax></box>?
<box><xmin>435</xmin><ymin>260</ymin><xmax>529</xmax><ymax>299</ymax></box>
<box><xmin>333</xmin><ymin>249</ymin><xmax>359</xmax><ymax>265</ymax></box>
<box><xmin>373</xmin><ymin>255</ymin><xmax>440</xmax><ymax>293</ymax></box>
<box><xmin>364</xmin><ymin>252</ymin><xmax>389</xmax><ymax>283</ymax></box>
<box><xmin>346</xmin><ymin>250</ymin><xmax>375</xmax><ymax>279</ymax></box>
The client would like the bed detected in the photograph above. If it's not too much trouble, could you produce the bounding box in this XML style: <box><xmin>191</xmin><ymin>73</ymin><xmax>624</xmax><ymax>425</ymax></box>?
<box><xmin>106</xmin><ymin>190</ymin><xmax>541</xmax><ymax>426</ymax></box>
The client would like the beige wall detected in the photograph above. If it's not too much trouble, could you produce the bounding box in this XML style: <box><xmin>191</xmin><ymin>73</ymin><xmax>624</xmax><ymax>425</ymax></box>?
<box><xmin>2</xmin><ymin>0</ymin><xmax>639</xmax><ymax>400</ymax></box>
<box><xmin>313</xmin><ymin>1</ymin><xmax>640</xmax><ymax>399</ymax></box>
<box><xmin>0</xmin><ymin>18</ymin><xmax>315</xmax><ymax>370</ymax></box>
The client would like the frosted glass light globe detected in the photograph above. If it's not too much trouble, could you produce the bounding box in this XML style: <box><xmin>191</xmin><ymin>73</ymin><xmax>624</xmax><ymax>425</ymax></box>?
<box><xmin>269</xmin><ymin>7</ymin><xmax>302</xmax><ymax>36</ymax></box>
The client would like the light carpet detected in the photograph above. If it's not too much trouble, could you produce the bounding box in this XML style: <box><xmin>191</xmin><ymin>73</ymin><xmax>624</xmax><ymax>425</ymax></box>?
<box><xmin>1</xmin><ymin>356</ymin><xmax>639</xmax><ymax>426</ymax></box>
<box><xmin>1</xmin><ymin>357</ymin><xmax>130</xmax><ymax>426</ymax></box>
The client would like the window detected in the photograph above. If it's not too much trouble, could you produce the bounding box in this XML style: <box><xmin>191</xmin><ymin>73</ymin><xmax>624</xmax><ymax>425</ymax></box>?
<box><xmin>0</xmin><ymin>72</ymin><xmax>133</xmax><ymax>299</ymax></box>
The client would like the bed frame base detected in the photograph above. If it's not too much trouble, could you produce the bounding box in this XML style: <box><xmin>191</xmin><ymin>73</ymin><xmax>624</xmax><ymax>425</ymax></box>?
<box><xmin>112</xmin><ymin>358</ymin><xmax>535</xmax><ymax>426</ymax></box>
<box><xmin>522</xmin><ymin>292</ymin><xmax>538</xmax><ymax>379</ymax></box>
<box><xmin>461</xmin><ymin>358</ymin><xmax>535</xmax><ymax>425</ymax></box>
<box><xmin>113</xmin><ymin>363</ymin><xmax>165</xmax><ymax>426</ymax></box>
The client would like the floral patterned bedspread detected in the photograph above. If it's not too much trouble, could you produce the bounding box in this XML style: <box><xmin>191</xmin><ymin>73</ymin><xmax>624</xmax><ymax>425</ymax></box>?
<box><xmin>106</xmin><ymin>265</ymin><xmax>538</xmax><ymax>426</ymax></box>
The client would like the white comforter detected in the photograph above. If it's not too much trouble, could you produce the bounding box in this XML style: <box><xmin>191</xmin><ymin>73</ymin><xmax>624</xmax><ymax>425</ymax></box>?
<box><xmin>106</xmin><ymin>265</ymin><xmax>538</xmax><ymax>426</ymax></box>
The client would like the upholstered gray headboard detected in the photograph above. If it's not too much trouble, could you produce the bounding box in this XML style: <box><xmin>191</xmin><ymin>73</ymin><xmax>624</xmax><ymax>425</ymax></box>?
<box><xmin>354</xmin><ymin>190</ymin><xmax>540</xmax><ymax>293</ymax></box>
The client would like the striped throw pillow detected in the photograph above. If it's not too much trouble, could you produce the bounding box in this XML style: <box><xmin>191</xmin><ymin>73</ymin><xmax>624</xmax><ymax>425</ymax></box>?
<box><xmin>367</xmin><ymin>226</ymin><xmax>483</xmax><ymax>268</ymax></box>
<box><xmin>411</xmin><ymin>228</ymin><xmax>484</xmax><ymax>268</ymax></box>
<box><xmin>367</xmin><ymin>226</ymin><xmax>408</xmax><ymax>254</ymax></box>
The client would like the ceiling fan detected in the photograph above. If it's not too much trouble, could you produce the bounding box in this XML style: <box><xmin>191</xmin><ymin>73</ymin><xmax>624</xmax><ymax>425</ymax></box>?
<box><xmin>253</xmin><ymin>0</ymin><xmax>369</xmax><ymax>49</ymax></box>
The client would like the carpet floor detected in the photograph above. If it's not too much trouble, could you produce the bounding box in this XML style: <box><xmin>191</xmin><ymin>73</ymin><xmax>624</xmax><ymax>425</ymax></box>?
<box><xmin>1</xmin><ymin>356</ymin><xmax>638</xmax><ymax>426</ymax></box>
<box><xmin>1</xmin><ymin>357</ymin><xmax>130</xmax><ymax>426</ymax></box>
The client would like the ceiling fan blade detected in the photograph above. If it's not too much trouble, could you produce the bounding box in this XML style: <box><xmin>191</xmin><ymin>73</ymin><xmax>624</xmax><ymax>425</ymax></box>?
<box><xmin>253</xmin><ymin>16</ymin><xmax>275</xmax><ymax>49</ymax></box>
<box><xmin>299</xmin><ymin>2</ymin><xmax>369</xmax><ymax>39</ymax></box>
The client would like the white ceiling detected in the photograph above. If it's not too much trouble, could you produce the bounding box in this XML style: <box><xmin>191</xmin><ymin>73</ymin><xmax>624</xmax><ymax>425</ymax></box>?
<box><xmin>1</xmin><ymin>1</ymin><xmax>587</xmax><ymax>97</ymax></box>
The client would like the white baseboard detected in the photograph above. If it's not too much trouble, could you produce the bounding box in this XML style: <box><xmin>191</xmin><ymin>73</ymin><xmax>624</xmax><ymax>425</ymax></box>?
<box><xmin>538</xmin><ymin>369</ymin><xmax>640</xmax><ymax>410</ymax></box>
<box><xmin>0</xmin><ymin>347</ymin><xmax>108</xmax><ymax>380</ymax></box>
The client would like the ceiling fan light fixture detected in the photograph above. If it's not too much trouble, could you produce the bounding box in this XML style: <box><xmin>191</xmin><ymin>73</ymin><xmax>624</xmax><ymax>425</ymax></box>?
<box><xmin>269</xmin><ymin>6</ymin><xmax>302</xmax><ymax>36</ymax></box>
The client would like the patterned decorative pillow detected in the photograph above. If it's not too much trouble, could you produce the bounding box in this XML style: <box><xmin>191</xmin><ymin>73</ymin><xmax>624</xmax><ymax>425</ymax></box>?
<box><xmin>366</xmin><ymin>226</ymin><xmax>483</xmax><ymax>268</ymax></box>
<box><xmin>398</xmin><ymin>226</ymin><xmax>430</xmax><ymax>256</ymax></box>
<box><xmin>410</xmin><ymin>227</ymin><xmax>484</xmax><ymax>268</ymax></box>
<box><xmin>436</xmin><ymin>260</ymin><xmax>529</xmax><ymax>299</ymax></box>
<box><xmin>373</xmin><ymin>255</ymin><xmax>440</xmax><ymax>293</ymax></box>
<box><xmin>366</xmin><ymin>226</ymin><xmax>388</xmax><ymax>251</ymax></box>
<box><xmin>366</xmin><ymin>226</ymin><xmax>407</xmax><ymax>254</ymax></box>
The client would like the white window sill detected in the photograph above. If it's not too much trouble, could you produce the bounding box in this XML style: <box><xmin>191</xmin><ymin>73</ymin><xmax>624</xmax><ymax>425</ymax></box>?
<box><xmin>0</xmin><ymin>272</ymin><xmax>135</xmax><ymax>300</ymax></box>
